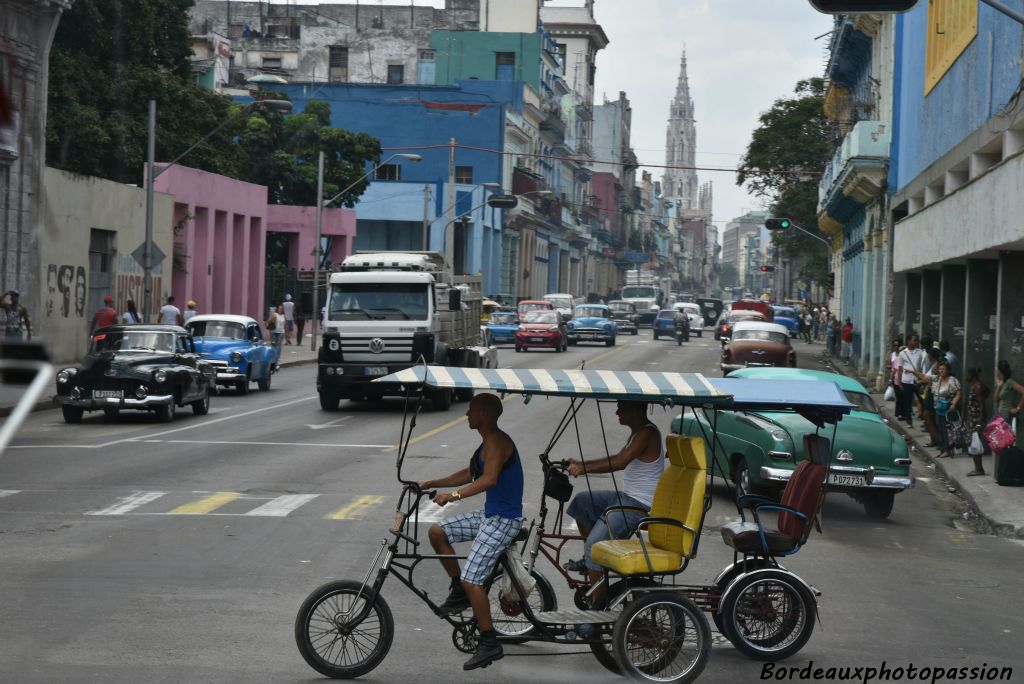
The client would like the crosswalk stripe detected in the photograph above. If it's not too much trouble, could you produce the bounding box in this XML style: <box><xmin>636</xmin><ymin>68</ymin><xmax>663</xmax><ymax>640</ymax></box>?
<box><xmin>0</xmin><ymin>490</ymin><xmax>20</xmax><ymax>498</ymax></box>
<box><xmin>168</xmin><ymin>492</ymin><xmax>240</xmax><ymax>515</ymax></box>
<box><xmin>245</xmin><ymin>494</ymin><xmax>320</xmax><ymax>517</ymax></box>
<box><xmin>325</xmin><ymin>495</ymin><xmax>386</xmax><ymax>520</ymax></box>
<box><xmin>87</xmin><ymin>491</ymin><xmax>166</xmax><ymax>516</ymax></box>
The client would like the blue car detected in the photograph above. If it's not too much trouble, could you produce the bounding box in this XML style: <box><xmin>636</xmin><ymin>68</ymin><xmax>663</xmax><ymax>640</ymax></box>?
<box><xmin>185</xmin><ymin>315</ymin><xmax>279</xmax><ymax>394</ymax></box>
<box><xmin>772</xmin><ymin>306</ymin><xmax>801</xmax><ymax>335</ymax></box>
<box><xmin>566</xmin><ymin>304</ymin><xmax>618</xmax><ymax>346</ymax></box>
<box><xmin>486</xmin><ymin>311</ymin><xmax>520</xmax><ymax>345</ymax></box>
<box><xmin>652</xmin><ymin>308</ymin><xmax>686</xmax><ymax>341</ymax></box>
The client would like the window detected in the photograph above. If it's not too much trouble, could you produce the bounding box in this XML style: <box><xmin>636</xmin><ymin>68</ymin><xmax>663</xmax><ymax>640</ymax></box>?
<box><xmin>386</xmin><ymin>64</ymin><xmax>404</xmax><ymax>84</ymax></box>
<box><xmin>329</xmin><ymin>46</ymin><xmax>348</xmax><ymax>83</ymax></box>
<box><xmin>924</xmin><ymin>0</ymin><xmax>977</xmax><ymax>94</ymax></box>
<box><xmin>261</xmin><ymin>56</ymin><xmax>282</xmax><ymax>69</ymax></box>
<box><xmin>374</xmin><ymin>164</ymin><xmax>400</xmax><ymax>181</ymax></box>
<box><xmin>455</xmin><ymin>166</ymin><xmax>473</xmax><ymax>184</ymax></box>
<box><xmin>495</xmin><ymin>52</ymin><xmax>515</xmax><ymax>81</ymax></box>
<box><xmin>556</xmin><ymin>43</ymin><xmax>567</xmax><ymax>74</ymax></box>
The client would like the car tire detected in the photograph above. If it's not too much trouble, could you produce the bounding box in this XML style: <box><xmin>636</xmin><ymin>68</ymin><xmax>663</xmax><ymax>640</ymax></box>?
<box><xmin>191</xmin><ymin>390</ymin><xmax>210</xmax><ymax>416</ymax></box>
<box><xmin>653</xmin><ymin>331</ymin><xmax>659</xmax><ymax>340</ymax></box>
<box><xmin>62</xmin><ymin>405</ymin><xmax>84</xmax><ymax>424</ymax></box>
<box><xmin>698</xmin><ymin>329</ymin><xmax>703</xmax><ymax>337</ymax></box>
<box><xmin>236</xmin><ymin>378</ymin><xmax>249</xmax><ymax>395</ymax></box>
<box><xmin>102</xmin><ymin>407</ymin><xmax>120</xmax><ymax>420</ymax></box>
<box><xmin>733</xmin><ymin>458</ymin><xmax>757</xmax><ymax>500</ymax></box>
<box><xmin>319</xmin><ymin>391</ymin><xmax>339</xmax><ymax>411</ymax></box>
<box><xmin>606</xmin><ymin>337</ymin><xmax>614</xmax><ymax>347</ymax></box>
<box><xmin>515</xmin><ymin>345</ymin><xmax>523</xmax><ymax>353</ymax></box>
<box><xmin>155</xmin><ymin>399</ymin><xmax>176</xmax><ymax>423</ymax></box>
<box><xmin>863</xmin><ymin>492</ymin><xmax>895</xmax><ymax>519</ymax></box>
<box><xmin>257</xmin><ymin>372</ymin><xmax>271</xmax><ymax>392</ymax></box>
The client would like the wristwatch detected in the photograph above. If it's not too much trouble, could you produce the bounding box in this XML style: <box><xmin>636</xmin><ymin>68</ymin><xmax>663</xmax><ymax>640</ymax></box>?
<box><xmin>451</xmin><ymin>489</ymin><xmax>461</xmax><ymax>501</ymax></box>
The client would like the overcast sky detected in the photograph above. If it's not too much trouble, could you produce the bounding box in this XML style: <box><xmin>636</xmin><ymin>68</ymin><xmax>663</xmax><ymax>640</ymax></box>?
<box><xmin>321</xmin><ymin>0</ymin><xmax>834</xmax><ymax>233</ymax></box>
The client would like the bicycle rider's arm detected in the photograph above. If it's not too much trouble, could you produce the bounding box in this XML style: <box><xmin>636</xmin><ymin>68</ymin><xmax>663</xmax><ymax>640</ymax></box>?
<box><xmin>419</xmin><ymin>466</ymin><xmax>471</xmax><ymax>491</ymax></box>
<box><xmin>448</xmin><ymin>436</ymin><xmax>509</xmax><ymax>500</ymax></box>
<box><xmin>568</xmin><ymin>426</ymin><xmax>654</xmax><ymax>476</ymax></box>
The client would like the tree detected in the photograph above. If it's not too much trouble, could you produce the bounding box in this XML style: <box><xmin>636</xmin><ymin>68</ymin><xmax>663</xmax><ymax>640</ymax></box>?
<box><xmin>46</xmin><ymin>0</ymin><xmax>381</xmax><ymax>207</ymax></box>
<box><xmin>737</xmin><ymin>78</ymin><xmax>835</xmax><ymax>285</ymax></box>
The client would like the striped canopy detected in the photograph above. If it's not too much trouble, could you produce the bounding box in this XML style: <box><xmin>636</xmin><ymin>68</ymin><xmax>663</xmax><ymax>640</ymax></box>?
<box><xmin>375</xmin><ymin>366</ymin><xmax>732</xmax><ymax>405</ymax></box>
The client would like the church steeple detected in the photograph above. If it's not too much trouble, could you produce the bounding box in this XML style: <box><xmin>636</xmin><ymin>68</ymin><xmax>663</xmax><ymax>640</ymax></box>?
<box><xmin>663</xmin><ymin>50</ymin><xmax>698</xmax><ymax>208</ymax></box>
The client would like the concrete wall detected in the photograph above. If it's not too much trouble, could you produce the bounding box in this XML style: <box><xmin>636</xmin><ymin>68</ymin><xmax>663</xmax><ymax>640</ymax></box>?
<box><xmin>891</xmin><ymin>2</ymin><xmax>1024</xmax><ymax>193</ymax></box>
<box><xmin>266</xmin><ymin>204</ymin><xmax>355</xmax><ymax>270</ymax></box>
<box><xmin>432</xmin><ymin>31</ymin><xmax>542</xmax><ymax>92</ymax></box>
<box><xmin>481</xmin><ymin>0</ymin><xmax>539</xmax><ymax>33</ymax></box>
<box><xmin>38</xmin><ymin>168</ymin><xmax>175</xmax><ymax>363</ymax></box>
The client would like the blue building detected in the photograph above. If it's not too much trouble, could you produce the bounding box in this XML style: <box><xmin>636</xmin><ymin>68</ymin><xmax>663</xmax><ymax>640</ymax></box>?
<box><xmin>888</xmin><ymin>1</ymin><xmax>1024</xmax><ymax>386</ymax></box>
<box><xmin>274</xmin><ymin>80</ymin><xmax>524</xmax><ymax>296</ymax></box>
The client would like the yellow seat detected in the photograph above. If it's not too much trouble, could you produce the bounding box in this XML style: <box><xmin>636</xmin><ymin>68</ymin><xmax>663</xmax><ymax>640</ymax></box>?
<box><xmin>590</xmin><ymin>434</ymin><xmax>707</xmax><ymax>576</ymax></box>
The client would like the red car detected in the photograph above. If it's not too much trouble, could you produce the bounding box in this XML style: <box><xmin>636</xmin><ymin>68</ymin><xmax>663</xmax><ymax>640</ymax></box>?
<box><xmin>517</xmin><ymin>299</ymin><xmax>555</xmax><ymax>322</ymax></box>
<box><xmin>515</xmin><ymin>311</ymin><xmax>568</xmax><ymax>352</ymax></box>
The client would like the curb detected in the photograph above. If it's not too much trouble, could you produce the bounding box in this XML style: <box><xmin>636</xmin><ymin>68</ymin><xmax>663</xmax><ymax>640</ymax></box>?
<box><xmin>816</xmin><ymin>352</ymin><xmax>1023</xmax><ymax>539</ymax></box>
<box><xmin>0</xmin><ymin>355</ymin><xmax>319</xmax><ymax>419</ymax></box>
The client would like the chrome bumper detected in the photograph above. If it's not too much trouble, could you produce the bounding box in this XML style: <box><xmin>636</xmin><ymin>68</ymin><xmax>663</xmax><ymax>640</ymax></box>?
<box><xmin>214</xmin><ymin>371</ymin><xmax>243</xmax><ymax>383</ymax></box>
<box><xmin>569</xmin><ymin>330</ymin><xmax>612</xmax><ymax>340</ymax></box>
<box><xmin>57</xmin><ymin>394</ymin><xmax>174</xmax><ymax>409</ymax></box>
<box><xmin>760</xmin><ymin>465</ymin><xmax>915</xmax><ymax>490</ymax></box>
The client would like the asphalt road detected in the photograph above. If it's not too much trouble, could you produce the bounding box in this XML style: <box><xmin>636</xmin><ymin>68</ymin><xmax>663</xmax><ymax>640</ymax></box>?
<box><xmin>1</xmin><ymin>332</ymin><xmax>1022</xmax><ymax>683</ymax></box>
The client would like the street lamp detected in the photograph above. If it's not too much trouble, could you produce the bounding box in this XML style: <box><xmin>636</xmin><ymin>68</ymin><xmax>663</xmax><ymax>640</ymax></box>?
<box><xmin>310</xmin><ymin>151</ymin><xmax>423</xmax><ymax>351</ymax></box>
<box><xmin>425</xmin><ymin>182</ymin><xmax>501</xmax><ymax>252</ymax></box>
<box><xmin>143</xmin><ymin>97</ymin><xmax>293</xmax><ymax>322</ymax></box>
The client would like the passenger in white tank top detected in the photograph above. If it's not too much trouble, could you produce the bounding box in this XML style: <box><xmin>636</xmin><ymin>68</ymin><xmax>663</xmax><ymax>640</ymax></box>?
<box><xmin>565</xmin><ymin>401</ymin><xmax>666</xmax><ymax>594</ymax></box>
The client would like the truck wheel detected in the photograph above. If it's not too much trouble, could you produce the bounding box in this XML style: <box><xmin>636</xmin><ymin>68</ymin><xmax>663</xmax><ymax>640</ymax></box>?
<box><xmin>432</xmin><ymin>389</ymin><xmax>453</xmax><ymax>411</ymax></box>
<box><xmin>455</xmin><ymin>388</ymin><xmax>474</xmax><ymax>402</ymax></box>
<box><xmin>319</xmin><ymin>391</ymin><xmax>339</xmax><ymax>411</ymax></box>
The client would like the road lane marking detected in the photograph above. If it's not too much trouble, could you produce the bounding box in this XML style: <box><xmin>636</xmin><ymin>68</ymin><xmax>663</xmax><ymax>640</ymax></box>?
<box><xmin>325</xmin><ymin>495</ymin><xmax>386</xmax><ymax>520</ymax></box>
<box><xmin>168</xmin><ymin>491</ymin><xmax>240</xmax><ymax>515</ymax></box>
<box><xmin>0</xmin><ymin>490</ymin><xmax>21</xmax><ymax>498</ymax></box>
<box><xmin>390</xmin><ymin>343</ymin><xmax>629</xmax><ymax>451</ymax></box>
<box><xmin>86</xmin><ymin>491</ymin><xmax>166</xmax><ymax>516</ymax></box>
<box><xmin>245</xmin><ymin>494</ymin><xmax>321</xmax><ymax>517</ymax></box>
<box><xmin>159</xmin><ymin>439</ymin><xmax>391</xmax><ymax>448</ymax></box>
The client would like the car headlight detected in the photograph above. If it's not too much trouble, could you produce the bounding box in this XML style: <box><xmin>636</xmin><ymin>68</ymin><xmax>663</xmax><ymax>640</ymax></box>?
<box><xmin>57</xmin><ymin>370</ymin><xmax>72</xmax><ymax>384</ymax></box>
<box><xmin>230</xmin><ymin>351</ymin><xmax>243</xmax><ymax>363</ymax></box>
<box><xmin>135</xmin><ymin>385</ymin><xmax>148</xmax><ymax>399</ymax></box>
<box><xmin>153</xmin><ymin>370</ymin><xmax>168</xmax><ymax>383</ymax></box>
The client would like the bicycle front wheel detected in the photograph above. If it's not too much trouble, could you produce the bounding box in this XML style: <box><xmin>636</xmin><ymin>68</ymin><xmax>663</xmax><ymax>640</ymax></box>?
<box><xmin>294</xmin><ymin>579</ymin><xmax>394</xmax><ymax>679</ymax></box>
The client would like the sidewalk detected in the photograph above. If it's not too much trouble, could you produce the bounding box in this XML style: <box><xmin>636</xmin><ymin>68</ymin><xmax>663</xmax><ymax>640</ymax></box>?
<box><xmin>815</xmin><ymin>348</ymin><xmax>1024</xmax><ymax>540</ymax></box>
<box><xmin>0</xmin><ymin>341</ymin><xmax>319</xmax><ymax>419</ymax></box>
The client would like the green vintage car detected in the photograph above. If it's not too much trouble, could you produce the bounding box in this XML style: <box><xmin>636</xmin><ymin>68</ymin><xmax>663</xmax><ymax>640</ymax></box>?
<box><xmin>671</xmin><ymin>367</ymin><xmax>914</xmax><ymax>518</ymax></box>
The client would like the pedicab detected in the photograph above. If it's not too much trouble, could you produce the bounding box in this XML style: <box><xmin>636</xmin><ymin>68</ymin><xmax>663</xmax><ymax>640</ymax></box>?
<box><xmin>293</xmin><ymin>366</ymin><xmax>854</xmax><ymax>682</ymax></box>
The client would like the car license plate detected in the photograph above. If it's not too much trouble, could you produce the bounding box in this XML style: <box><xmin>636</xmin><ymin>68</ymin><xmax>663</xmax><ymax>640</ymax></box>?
<box><xmin>828</xmin><ymin>473</ymin><xmax>864</xmax><ymax>487</ymax></box>
<box><xmin>581</xmin><ymin>333</ymin><xmax>595</xmax><ymax>339</ymax></box>
<box><xmin>93</xmin><ymin>390</ymin><xmax>123</xmax><ymax>399</ymax></box>
<box><xmin>363</xmin><ymin>366</ymin><xmax>388</xmax><ymax>376</ymax></box>
<box><xmin>531</xmin><ymin>337</ymin><xmax>544</xmax><ymax>343</ymax></box>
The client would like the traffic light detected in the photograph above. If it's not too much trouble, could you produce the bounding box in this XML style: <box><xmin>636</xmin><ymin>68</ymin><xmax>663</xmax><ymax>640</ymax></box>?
<box><xmin>760</xmin><ymin>265</ymin><xmax>775</xmax><ymax>273</ymax></box>
<box><xmin>808</xmin><ymin>1</ymin><xmax>919</xmax><ymax>12</ymax></box>
<box><xmin>764</xmin><ymin>218</ymin><xmax>792</xmax><ymax>231</ymax></box>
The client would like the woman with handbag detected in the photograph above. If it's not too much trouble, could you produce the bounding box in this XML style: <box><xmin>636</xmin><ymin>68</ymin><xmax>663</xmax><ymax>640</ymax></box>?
<box><xmin>965</xmin><ymin>367</ymin><xmax>990</xmax><ymax>475</ymax></box>
<box><xmin>994</xmin><ymin>360</ymin><xmax>1024</xmax><ymax>424</ymax></box>
<box><xmin>931</xmin><ymin>361</ymin><xmax>961</xmax><ymax>458</ymax></box>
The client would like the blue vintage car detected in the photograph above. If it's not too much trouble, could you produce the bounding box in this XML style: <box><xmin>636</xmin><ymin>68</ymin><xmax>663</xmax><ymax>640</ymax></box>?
<box><xmin>485</xmin><ymin>310</ymin><xmax>520</xmax><ymax>345</ymax></box>
<box><xmin>566</xmin><ymin>304</ymin><xmax>617</xmax><ymax>346</ymax></box>
<box><xmin>772</xmin><ymin>306</ymin><xmax>801</xmax><ymax>335</ymax></box>
<box><xmin>185</xmin><ymin>314</ymin><xmax>278</xmax><ymax>394</ymax></box>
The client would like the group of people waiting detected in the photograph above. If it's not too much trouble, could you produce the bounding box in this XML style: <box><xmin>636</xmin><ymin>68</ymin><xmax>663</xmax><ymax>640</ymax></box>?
<box><xmin>792</xmin><ymin>305</ymin><xmax>856</xmax><ymax>362</ymax></box>
<box><xmin>889</xmin><ymin>334</ymin><xmax>1024</xmax><ymax>476</ymax></box>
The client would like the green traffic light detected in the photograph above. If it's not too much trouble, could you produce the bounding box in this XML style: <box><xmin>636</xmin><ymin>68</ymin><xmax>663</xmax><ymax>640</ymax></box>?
<box><xmin>779</xmin><ymin>219</ymin><xmax>791</xmax><ymax>229</ymax></box>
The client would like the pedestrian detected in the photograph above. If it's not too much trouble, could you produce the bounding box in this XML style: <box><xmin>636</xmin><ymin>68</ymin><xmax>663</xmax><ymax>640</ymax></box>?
<box><xmin>266</xmin><ymin>303</ymin><xmax>285</xmax><ymax>354</ymax></box>
<box><xmin>418</xmin><ymin>394</ymin><xmax>524</xmax><ymax>671</ymax></box>
<box><xmin>159</xmin><ymin>296</ymin><xmax>183</xmax><ymax>326</ymax></box>
<box><xmin>802</xmin><ymin>310</ymin><xmax>813</xmax><ymax>344</ymax></box>
<box><xmin>916</xmin><ymin>347</ymin><xmax>945</xmax><ymax>447</ymax></box>
<box><xmin>1</xmin><ymin>289</ymin><xmax>32</xmax><ymax>340</ymax></box>
<box><xmin>939</xmin><ymin>339</ymin><xmax>959</xmax><ymax>379</ymax></box>
<box><xmin>840</xmin><ymin>317</ymin><xmax>854</xmax><ymax>361</ymax></box>
<box><xmin>295</xmin><ymin>300</ymin><xmax>306</xmax><ymax>345</ymax></box>
<box><xmin>890</xmin><ymin>339</ymin><xmax>906</xmax><ymax>420</ymax></box>
<box><xmin>964</xmin><ymin>367</ymin><xmax>990</xmax><ymax>476</ymax></box>
<box><xmin>897</xmin><ymin>333</ymin><xmax>929</xmax><ymax>431</ymax></box>
<box><xmin>994</xmin><ymin>360</ymin><xmax>1024</xmax><ymax>427</ymax></box>
<box><xmin>283</xmin><ymin>293</ymin><xmax>295</xmax><ymax>345</ymax></box>
<box><xmin>182</xmin><ymin>300</ymin><xmax>198</xmax><ymax>323</ymax></box>
<box><xmin>931</xmin><ymin>361</ymin><xmax>962</xmax><ymax>458</ymax></box>
<box><xmin>122</xmin><ymin>299</ymin><xmax>141</xmax><ymax>325</ymax></box>
<box><xmin>90</xmin><ymin>295</ymin><xmax>118</xmax><ymax>334</ymax></box>
<box><xmin>811</xmin><ymin>308</ymin><xmax>820</xmax><ymax>341</ymax></box>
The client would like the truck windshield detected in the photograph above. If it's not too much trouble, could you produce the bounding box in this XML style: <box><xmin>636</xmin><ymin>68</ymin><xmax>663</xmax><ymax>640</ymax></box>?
<box><xmin>329</xmin><ymin>283</ymin><xmax>429</xmax><ymax>320</ymax></box>
<box><xmin>621</xmin><ymin>286</ymin><xmax>656</xmax><ymax>299</ymax></box>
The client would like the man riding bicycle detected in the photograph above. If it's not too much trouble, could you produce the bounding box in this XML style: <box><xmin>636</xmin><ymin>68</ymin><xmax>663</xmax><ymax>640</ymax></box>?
<box><xmin>419</xmin><ymin>393</ymin><xmax>524</xmax><ymax>671</ymax></box>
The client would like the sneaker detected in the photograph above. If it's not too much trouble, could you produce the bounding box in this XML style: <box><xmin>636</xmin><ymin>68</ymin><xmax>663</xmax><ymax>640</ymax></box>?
<box><xmin>563</xmin><ymin>558</ymin><xmax>588</xmax><ymax>574</ymax></box>
<box><xmin>437</xmin><ymin>586</ymin><xmax>470</xmax><ymax>615</ymax></box>
<box><xmin>463</xmin><ymin>638</ymin><xmax>503</xmax><ymax>671</ymax></box>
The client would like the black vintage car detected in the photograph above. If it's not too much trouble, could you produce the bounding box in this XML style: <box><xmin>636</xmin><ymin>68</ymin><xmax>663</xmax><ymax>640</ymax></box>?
<box><xmin>607</xmin><ymin>300</ymin><xmax>640</xmax><ymax>335</ymax></box>
<box><xmin>55</xmin><ymin>325</ymin><xmax>215</xmax><ymax>423</ymax></box>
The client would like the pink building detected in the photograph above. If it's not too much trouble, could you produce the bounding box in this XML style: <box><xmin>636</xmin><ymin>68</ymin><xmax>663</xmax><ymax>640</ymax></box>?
<box><xmin>152</xmin><ymin>164</ymin><xmax>355</xmax><ymax>322</ymax></box>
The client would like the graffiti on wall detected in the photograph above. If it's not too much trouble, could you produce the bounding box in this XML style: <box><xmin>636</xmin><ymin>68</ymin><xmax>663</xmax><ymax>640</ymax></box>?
<box><xmin>116</xmin><ymin>253</ymin><xmax>163</xmax><ymax>313</ymax></box>
<box><xmin>45</xmin><ymin>264</ymin><xmax>87</xmax><ymax>318</ymax></box>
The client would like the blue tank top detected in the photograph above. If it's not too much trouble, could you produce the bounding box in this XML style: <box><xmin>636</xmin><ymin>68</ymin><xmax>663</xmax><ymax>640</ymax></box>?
<box><xmin>470</xmin><ymin>437</ymin><xmax>523</xmax><ymax>519</ymax></box>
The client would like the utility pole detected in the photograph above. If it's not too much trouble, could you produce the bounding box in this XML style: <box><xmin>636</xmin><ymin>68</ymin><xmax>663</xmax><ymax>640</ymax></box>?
<box><xmin>445</xmin><ymin>137</ymin><xmax>456</xmax><ymax>272</ymax></box>
<box><xmin>422</xmin><ymin>183</ymin><xmax>431</xmax><ymax>251</ymax></box>
<box><xmin>311</xmin><ymin>150</ymin><xmax>324</xmax><ymax>352</ymax></box>
<box><xmin>144</xmin><ymin>99</ymin><xmax>156</xmax><ymax>323</ymax></box>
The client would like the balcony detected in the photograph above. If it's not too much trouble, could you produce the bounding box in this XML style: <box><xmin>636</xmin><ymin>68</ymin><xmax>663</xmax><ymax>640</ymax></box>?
<box><xmin>539</xmin><ymin>107</ymin><xmax>567</xmax><ymax>141</ymax></box>
<box><xmin>818</xmin><ymin>120</ymin><xmax>890</xmax><ymax>222</ymax></box>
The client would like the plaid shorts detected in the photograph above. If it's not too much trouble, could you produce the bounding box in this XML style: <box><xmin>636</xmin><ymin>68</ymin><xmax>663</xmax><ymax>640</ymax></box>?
<box><xmin>439</xmin><ymin>510</ymin><xmax>523</xmax><ymax>586</ymax></box>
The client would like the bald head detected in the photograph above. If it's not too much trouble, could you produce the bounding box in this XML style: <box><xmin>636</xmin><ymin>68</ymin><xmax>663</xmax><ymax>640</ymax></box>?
<box><xmin>467</xmin><ymin>392</ymin><xmax>502</xmax><ymax>431</ymax></box>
